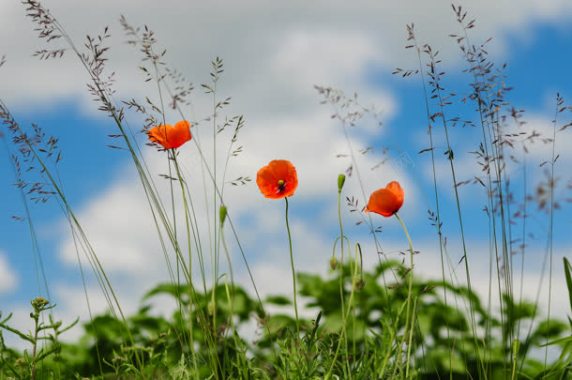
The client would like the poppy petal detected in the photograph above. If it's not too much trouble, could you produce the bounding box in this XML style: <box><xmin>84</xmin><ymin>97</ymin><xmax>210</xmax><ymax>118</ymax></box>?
<box><xmin>366</xmin><ymin>181</ymin><xmax>404</xmax><ymax>217</ymax></box>
<box><xmin>169</xmin><ymin>120</ymin><xmax>192</xmax><ymax>149</ymax></box>
<box><xmin>256</xmin><ymin>160</ymin><xmax>298</xmax><ymax>199</ymax></box>
<box><xmin>148</xmin><ymin>120</ymin><xmax>192</xmax><ymax>150</ymax></box>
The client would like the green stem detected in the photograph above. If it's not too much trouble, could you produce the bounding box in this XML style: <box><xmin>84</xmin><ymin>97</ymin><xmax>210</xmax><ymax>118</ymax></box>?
<box><xmin>285</xmin><ymin>197</ymin><xmax>300</xmax><ymax>335</ymax></box>
<box><xmin>337</xmin><ymin>185</ymin><xmax>349</xmax><ymax>374</ymax></box>
<box><xmin>31</xmin><ymin>313</ymin><xmax>39</xmax><ymax>380</ymax></box>
<box><xmin>395</xmin><ymin>212</ymin><xmax>415</xmax><ymax>379</ymax></box>
<box><xmin>325</xmin><ymin>189</ymin><xmax>350</xmax><ymax>379</ymax></box>
<box><xmin>326</xmin><ymin>249</ymin><xmax>361</xmax><ymax>380</ymax></box>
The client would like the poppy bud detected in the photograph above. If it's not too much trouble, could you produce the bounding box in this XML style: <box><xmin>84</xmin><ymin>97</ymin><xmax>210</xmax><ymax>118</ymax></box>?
<box><xmin>337</xmin><ymin>174</ymin><xmax>346</xmax><ymax>193</ymax></box>
<box><xmin>329</xmin><ymin>256</ymin><xmax>338</xmax><ymax>270</ymax></box>
<box><xmin>219</xmin><ymin>205</ymin><xmax>228</xmax><ymax>226</ymax></box>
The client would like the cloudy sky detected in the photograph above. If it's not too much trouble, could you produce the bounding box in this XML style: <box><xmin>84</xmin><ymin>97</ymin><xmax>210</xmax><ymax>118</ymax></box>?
<box><xmin>1</xmin><ymin>0</ymin><xmax>572</xmax><ymax>345</ymax></box>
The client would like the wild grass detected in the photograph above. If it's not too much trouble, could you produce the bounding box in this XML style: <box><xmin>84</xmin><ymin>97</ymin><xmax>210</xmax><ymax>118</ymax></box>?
<box><xmin>0</xmin><ymin>1</ymin><xmax>571</xmax><ymax>379</ymax></box>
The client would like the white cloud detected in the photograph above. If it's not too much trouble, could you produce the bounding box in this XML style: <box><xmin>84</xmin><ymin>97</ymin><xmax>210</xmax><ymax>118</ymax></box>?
<box><xmin>2</xmin><ymin>0</ymin><xmax>572</xmax><ymax>109</ymax></box>
<box><xmin>272</xmin><ymin>29</ymin><xmax>380</xmax><ymax>89</ymax></box>
<box><xmin>0</xmin><ymin>252</ymin><xmax>18</xmax><ymax>293</ymax></box>
<box><xmin>58</xmin><ymin>173</ymin><xmax>166</xmax><ymax>273</ymax></box>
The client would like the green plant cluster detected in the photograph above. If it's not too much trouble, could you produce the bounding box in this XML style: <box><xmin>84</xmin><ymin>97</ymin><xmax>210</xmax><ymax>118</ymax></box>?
<box><xmin>1</xmin><ymin>259</ymin><xmax>570</xmax><ymax>379</ymax></box>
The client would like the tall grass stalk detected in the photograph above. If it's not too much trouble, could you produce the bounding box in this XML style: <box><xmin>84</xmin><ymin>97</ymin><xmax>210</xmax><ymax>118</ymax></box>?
<box><xmin>452</xmin><ymin>18</ymin><xmax>509</xmax><ymax>374</ymax></box>
<box><xmin>406</xmin><ymin>23</ymin><xmax>454</xmax><ymax>376</ymax></box>
<box><xmin>405</xmin><ymin>32</ymin><xmax>488</xmax><ymax>376</ymax></box>
<box><xmin>543</xmin><ymin>93</ymin><xmax>560</xmax><ymax>368</ymax></box>
<box><xmin>22</xmin><ymin>2</ymin><xmax>213</xmax><ymax>373</ymax></box>
<box><xmin>0</xmin><ymin>136</ymin><xmax>50</xmax><ymax>299</ymax></box>
<box><xmin>0</xmin><ymin>96</ymin><xmax>142</xmax><ymax>371</ymax></box>
<box><xmin>125</xmin><ymin>26</ymin><xmax>267</xmax><ymax>325</ymax></box>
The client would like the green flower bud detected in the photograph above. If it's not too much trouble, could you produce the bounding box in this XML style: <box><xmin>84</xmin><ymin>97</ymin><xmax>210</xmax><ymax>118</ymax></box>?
<box><xmin>329</xmin><ymin>256</ymin><xmax>338</xmax><ymax>270</ymax></box>
<box><xmin>31</xmin><ymin>297</ymin><xmax>49</xmax><ymax>312</ymax></box>
<box><xmin>219</xmin><ymin>205</ymin><xmax>228</xmax><ymax>226</ymax></box>
<box><xmin>337</xmin><ymin>174</ymin><xmax>346</xmax><ymax>193</ymax></box>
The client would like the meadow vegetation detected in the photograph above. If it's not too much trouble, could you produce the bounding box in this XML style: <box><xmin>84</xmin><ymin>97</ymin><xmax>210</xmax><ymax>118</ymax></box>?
<box><xmin>0</xmin><ymin>1</ymin><xmax>571</xmax><ymax>378</ymax></box>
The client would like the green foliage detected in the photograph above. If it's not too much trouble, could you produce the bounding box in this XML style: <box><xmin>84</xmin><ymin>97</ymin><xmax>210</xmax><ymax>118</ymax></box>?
<box><xmin>0</xmin><ymin>298</ymin><xmax>78</xmax><ymax>379</ymax></box>
<box><xmin>0</xmin><ymin>261</ymin><xmax>570</xmax><ymax>379</ymax></box>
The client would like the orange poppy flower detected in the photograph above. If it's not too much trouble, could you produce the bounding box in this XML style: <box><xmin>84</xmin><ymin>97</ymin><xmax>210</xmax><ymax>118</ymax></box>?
<box><xmin>148</xmin><ymin>120</ymin><xmax>192</xmax><ymax>149</ymax></box>
<box><xmin>256</xmin><ymin>160</ymin><xmax>298</xmax><ymax>199</ymax></box>
<box><xmin>366</xmin><ymin>181</ymin><xmax>404</xmax><ymax>217</ymax></box>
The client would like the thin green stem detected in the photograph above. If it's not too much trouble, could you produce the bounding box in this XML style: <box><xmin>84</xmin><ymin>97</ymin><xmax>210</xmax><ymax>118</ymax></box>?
<box><xmin>325</xmin><ymin>187</ymin><xmax>350</xmax><ymax>379</ymax></box>
<box><xmin>394</xmin><ymin>212</ymin><xmax>415</xmax><ymax>379</ymax></box>
<box><xmin>412</xmin><ymin>35</ymin><xmax>453</xmax><ymax>362</ymax></box>
<box><xmin>285</xmin><ymin>197</ymin><xmax>300</xmax><ymax>335</ymax></box>
<box><xmin>544</xmin><ymin>94</ymin><xmax>559</xmax><ymax>371</ymax></box>
<box><xmin>336</xmin><ymin>183</ymin><xmax>347</xmax><ymax>332</ymax></box>
<box><xmin>326</xmin><ymin>246</ymin><xmax>361</xmax><ymax>380</ymax></box>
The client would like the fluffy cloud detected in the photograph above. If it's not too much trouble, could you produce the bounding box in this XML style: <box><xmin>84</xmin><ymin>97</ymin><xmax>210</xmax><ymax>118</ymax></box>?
<box><xmin>0</xmin><ymin>252</ymin><xmax>18</xmax><ymax>293</ymax></box>
<box><xmin>2</xmin><ymin>0</ymin><xmax>572</xmax><ymax>108</ymax></box>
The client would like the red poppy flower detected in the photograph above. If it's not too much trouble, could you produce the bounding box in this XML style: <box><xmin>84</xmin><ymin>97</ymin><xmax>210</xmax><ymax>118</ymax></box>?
<box><xmin>366</xmin><ymin>181</ymin><xmax>404</xmax><ymax>217</ymax></box>
<box><xmin>256</xmin><ymin>160</ymin><xmax>298</xmax><ymax>199</ymax></box>
<box><xmin>148</xmin><ymin>120</ymin><xmax>192</xmax><ymax>149</ymax></box>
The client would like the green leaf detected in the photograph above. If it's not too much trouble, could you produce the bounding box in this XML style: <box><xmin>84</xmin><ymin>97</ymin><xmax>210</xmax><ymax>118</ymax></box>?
<box><xmin>564</xmin><ymin>257</ymin><xmax>572</xmax><ymax>314</ymax></box>
<box><xmin>0</xmin><ymin>314</ymin><xmax>34</xmax><ymax>344</ymax></box>
<box><xmin>143</xmin><ymin>282</ymin><xmax>190</xmax><ymax>305</ymax></box>
<box><xmin>265</xmin><ymin>295</ymin><xmax>291</xmax><ymax>306</ymax></box>
<box><xmin>539</xmin><ymin>334</ymin><xmax>572</xmax><ymax>347</ymax></box>
<box><xmin>531</xmin><ymin>319</ymin><xmax>567</xmax><ymax>341</ymax></box>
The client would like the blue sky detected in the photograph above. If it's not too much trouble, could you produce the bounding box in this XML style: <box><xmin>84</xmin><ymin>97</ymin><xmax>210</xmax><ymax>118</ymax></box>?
<box><xmin>1</xmin><ymin>0</ymin><xmax>572</xmax><ymax>344</ymax></box>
